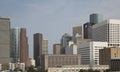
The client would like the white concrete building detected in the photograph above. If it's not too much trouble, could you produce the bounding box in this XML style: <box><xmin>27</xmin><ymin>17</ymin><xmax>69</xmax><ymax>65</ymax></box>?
<box><xmin>92</xmin><ymin>19</ymin><xmax>120</xmax><ymax>47</ymax></box>
<box><xmin>77</xmin><ymin>41</ymin><xmax>108</xmax><ymax>65</ymax></box>
<box><xmin>65</xmin><ymin>44</ymin><xmax>77</xmax><ymax>55</ymax></box>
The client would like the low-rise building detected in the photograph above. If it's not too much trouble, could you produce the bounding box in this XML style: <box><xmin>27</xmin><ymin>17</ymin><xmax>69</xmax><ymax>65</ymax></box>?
<box><xmin>48</xmin><ymin>65</ymin><xmax>109</xmax><ymax>72</ymax></box>
<box><xmin>110</xmin><ymin>58</ymin><xmax>120</xmax><ymax>71</ymax></box>
<box><xmin>99</xmin><ymin>47</ymin><xmax>120</xmax><ymax>65</ymax></box>
<box><xmin>41</xmin><ymin>54</ymin><xmax>81</xmax><ymax>70</ymax></box>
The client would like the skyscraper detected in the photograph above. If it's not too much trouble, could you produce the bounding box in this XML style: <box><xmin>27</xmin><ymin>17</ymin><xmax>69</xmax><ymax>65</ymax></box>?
<box><xmin>61</xmin><ymin>33</ymin><xmax>72</xmax><ymax>54</ymax></box>
<box><xmin>0</xmin><ymin>17</ymin><xmax>10</xmax><ymax>64</ymax></box>
<box><xmin>10</xmin><ymin>28</ymin><xmax>29</xmax><ymax>66</ymax></box>
<box><xmin>83</xmin><ymin>22</ymin><xmax>94</xmax><ymax>39</ymax></box>
<box><xmin>10</xmin><ymin>28</ymin><xmax>20</xmax><ymax>62</ymax></box>
<box><xmin>92</xmin><ymin>19</ymin><xmax>120</xmax><ymax>47</ymax></box>
<box><xmin>84</xmin><ymin>13</ymin><xmax>103</xmax><ymax>39</ymax></box>
<box><xmin>90</xmin><ymin>13</ymin><xmax>103</xmax><ymax>24</ymax></box>
<box><xmin>34</xmin><ymin>33</ymin><xmax>42</xmax><ymax>66</ymax></box>
<box><xmin>34</xmin><ymin>33</ymin><xmax>48</xmax><ymax>66</ymax></box>
<box><xmin>20</xmin><ymin>28</ymin><xmax>29</xmax><ymax>66</ymax></box>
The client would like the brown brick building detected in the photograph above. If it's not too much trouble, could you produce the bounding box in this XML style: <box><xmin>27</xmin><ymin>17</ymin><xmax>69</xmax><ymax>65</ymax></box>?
<box><xmin>20</xmin><ymin>28</ymin><xmax>29</xmax><ymax>66</ymax></box>
<box><xmin>41</xmin><ymin>54</ymin><xmax>81</xmax><ymax>70</ymax></box>
<box><xmin>99</xmin><ymin>47</ymin><xmax>120</xmax><ymax>65</ymax></box>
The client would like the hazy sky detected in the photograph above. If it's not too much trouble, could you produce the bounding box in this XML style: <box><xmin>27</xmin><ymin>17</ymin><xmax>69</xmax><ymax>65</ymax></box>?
<box><xmin>0</xmin><ymin>0</ymin><xmax>120</xmax><ymax>58</ymax></box>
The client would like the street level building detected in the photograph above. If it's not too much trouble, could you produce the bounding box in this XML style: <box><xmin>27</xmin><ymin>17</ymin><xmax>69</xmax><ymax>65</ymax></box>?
<box><xmin>110</xmin><ymin>58</ymin><xmax>120</xmax><ymax>71</ymax></box>
<box><xmin>41</xmin><ymin>54</ymin><xmax>81</xmax><ymax>70</ymax></box>
<box><xmin>99</xmin><ymin>47</ymin><xmax>120</xmax><ymax>65</ymax></box>
<box><xmin>48</xmin><ymin>65</ymin><xmax>109</xmax><ymax>72</ymax></box>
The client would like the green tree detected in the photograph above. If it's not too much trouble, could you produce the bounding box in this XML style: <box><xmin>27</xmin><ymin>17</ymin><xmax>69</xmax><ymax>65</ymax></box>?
<box><xmin>79</xmin><ymin>69</ymin><xmax>88</xmax><ymax>72</ymax></box>
<box><xmin>94</xmin><ymin>69</ymin><xmax>100</xmax><ymax>72</ymax></box>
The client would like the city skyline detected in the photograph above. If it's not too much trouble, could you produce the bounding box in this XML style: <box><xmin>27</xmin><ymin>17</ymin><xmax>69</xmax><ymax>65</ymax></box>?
<box><xmin>0</xmin><ymin>0</ymin><xmax>120</xmax><ymax>57</ymax></box>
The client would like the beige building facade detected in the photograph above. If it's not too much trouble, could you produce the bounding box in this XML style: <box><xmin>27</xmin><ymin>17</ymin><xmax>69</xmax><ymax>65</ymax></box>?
<box><xmin>53</xmin><ymin>44</ymin><xmax>61</xmax><ymax>54</ymax></box>
<box><xmin>99</xmin><ymin>47</ymin><xmax>120</xmax><ymax>65</ymax></box>
<box><xmin>41</xmin><ymin>54</ymin><xmax>81</xmax><ymax>70</ymax></box>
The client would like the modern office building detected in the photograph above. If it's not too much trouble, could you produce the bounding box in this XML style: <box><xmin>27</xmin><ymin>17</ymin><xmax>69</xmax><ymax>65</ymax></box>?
<box><xmin>20</xmin><ymin>28</ymin><xmax>29</xmax><ymax>66</ymax></box>
<box><xmin>90</xmin><ymin>13</ymin><xmax>103</xmax><ymax>24</ymax></box>
<box><xmin>73</xmin><ymin>26</ymin><xmax>83</xmax><ymax>39</ymax></box>
<box><xmin>53</xmin><ymin>44</ymin><xmax>61</xmax><ymax>55</ymax></box>
<box><xmin>77</xmin><ymin>41</ymin><xmax>108</xmax><ymax>65</ymax></box>
<box><xmin>0</xmin><ymin>17</ymin><xmax>10</xmax><ymax>64</ymax></box>
<box><xmin>61</xmin><ymin>33</ymin><xmax>72</xmax><ymax>54</ymax></box>
<box><xmin>34</xmin><ymin>33</ymin><xmax>42</xmax><ymax>66</ymax></box>
<box><xmin>99</xmin><ymin>47</ymin><xmax>120</xmax><ymax>65</ymax></box>
<box><xmin>11</xmin><ymin>28</ymin><xmax>29</xmax><ymax>66</ymax></box>
<box><xmin>41</xmin><ymin>54</ymin><xmax>81</xmax><ymax>70</ymax></box>
<box><xmin>10</xmin><ymin>28</ymin><xmax>20</xmax><ymax>62</ymax></box>
<box><xmin>92</xmin><ymin>19</ymin><xmax>120</xmax><ymax>47</ymax></box>
<box><xmin>83</xmin><ymin>13</ymin><xmax>103</xmax><ymax>39</ymax></box>
<box><xmin>83</xmin><ymin>22</ymin><xmax>94</xmax><ymax>39</ymax></box>
<box><xmin>34</xmin><ymin>33</ymin><xmax>48</xmax><ymax>66</ymax></box>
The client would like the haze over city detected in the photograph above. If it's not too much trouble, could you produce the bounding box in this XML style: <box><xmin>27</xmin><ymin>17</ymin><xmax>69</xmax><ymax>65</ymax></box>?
<box><xmin>0</xmin><ymin>0</ymin><xmax>120</xmax><ymax>58</ymax></box>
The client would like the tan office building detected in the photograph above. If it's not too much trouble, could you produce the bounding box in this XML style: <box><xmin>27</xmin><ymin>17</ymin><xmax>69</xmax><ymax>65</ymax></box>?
<box><xmin>53</xmin><ymin>44</ymin><xmax>61</xmax><ymax>54</ymax></box>
<box><xmin>41</xmin><ymin>54</ymin><xmax>81</xmax><ymax>70</ymax></box>
<box><xmin>99</xmin><ymin>47</ymin><xmax>120</xmax><ymax>65</ymax></box>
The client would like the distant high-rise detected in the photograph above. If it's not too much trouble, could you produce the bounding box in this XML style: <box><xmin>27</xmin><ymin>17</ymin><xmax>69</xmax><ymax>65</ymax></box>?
<box><xmin>83</xmin><ymin>22</ymin><xmax>94</xmax><ymax>39</ymax></box>
<box><xmin>34</xmin><ymin>33</ymin><xmax>48</xmax><ymax>66</ymax></box>
<box><xmin>10</xmin><ymin>28</ymin><xmax>20</xmax><ymax>62</ymax></box>
<box><xmin>34</xmin><ymin>33</ymin><xmax>42</xmax><ymax>66</ymax></box>
<box><xmin>42</xmin><ymin>39</ymin><xmax>48</xmax><ymax>54</ymax></box>
<box><xmin>20</xmin><ymin>28</ymin><xmax>29</xmax><ymax>66</ymax></box>
<box><xmin>10</xmin><ymin>28</ymin><xmax>29</xmax><ymax>66</ymax></box>
<box><xmin>61</xmin><ymin>33</ymin><xmax>72</xmax><ymax>54</ymax></box>
<box><xmin>53</xmin><ymin>44</ymin><xmax>61</xmax><ymax>55</ymax></box>
<box><xmin>90</xmin><ymin>13</ymin><xmax>103</xmax><ymax>24</ymax></box>
<box><xmin>84</xmin><ymin>13</ymin><xmax>103</xmax><ymax>39</ymax></box>
<box><xmin>0</xmin><ymin>17</ymin><xmax>10</xmax><ymax>64</ymax></box>
<box><xmin>73</xmin><ymin>26</ymin><xmax>83</xmax><ymax>38</ymax></box>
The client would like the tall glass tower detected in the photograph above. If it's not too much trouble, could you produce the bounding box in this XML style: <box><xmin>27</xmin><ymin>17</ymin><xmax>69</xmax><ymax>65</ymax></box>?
<box><xmin>10</xmin><ymin>28</ymin><xmax>20</xmax><ymax>62</ymax></box>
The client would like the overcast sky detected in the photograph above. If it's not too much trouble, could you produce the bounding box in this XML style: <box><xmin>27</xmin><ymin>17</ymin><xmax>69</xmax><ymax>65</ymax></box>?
<box><xmin>0</xmin><ymin>0</ymin><xmax>120</xmax><ymax>58</ymax></box>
